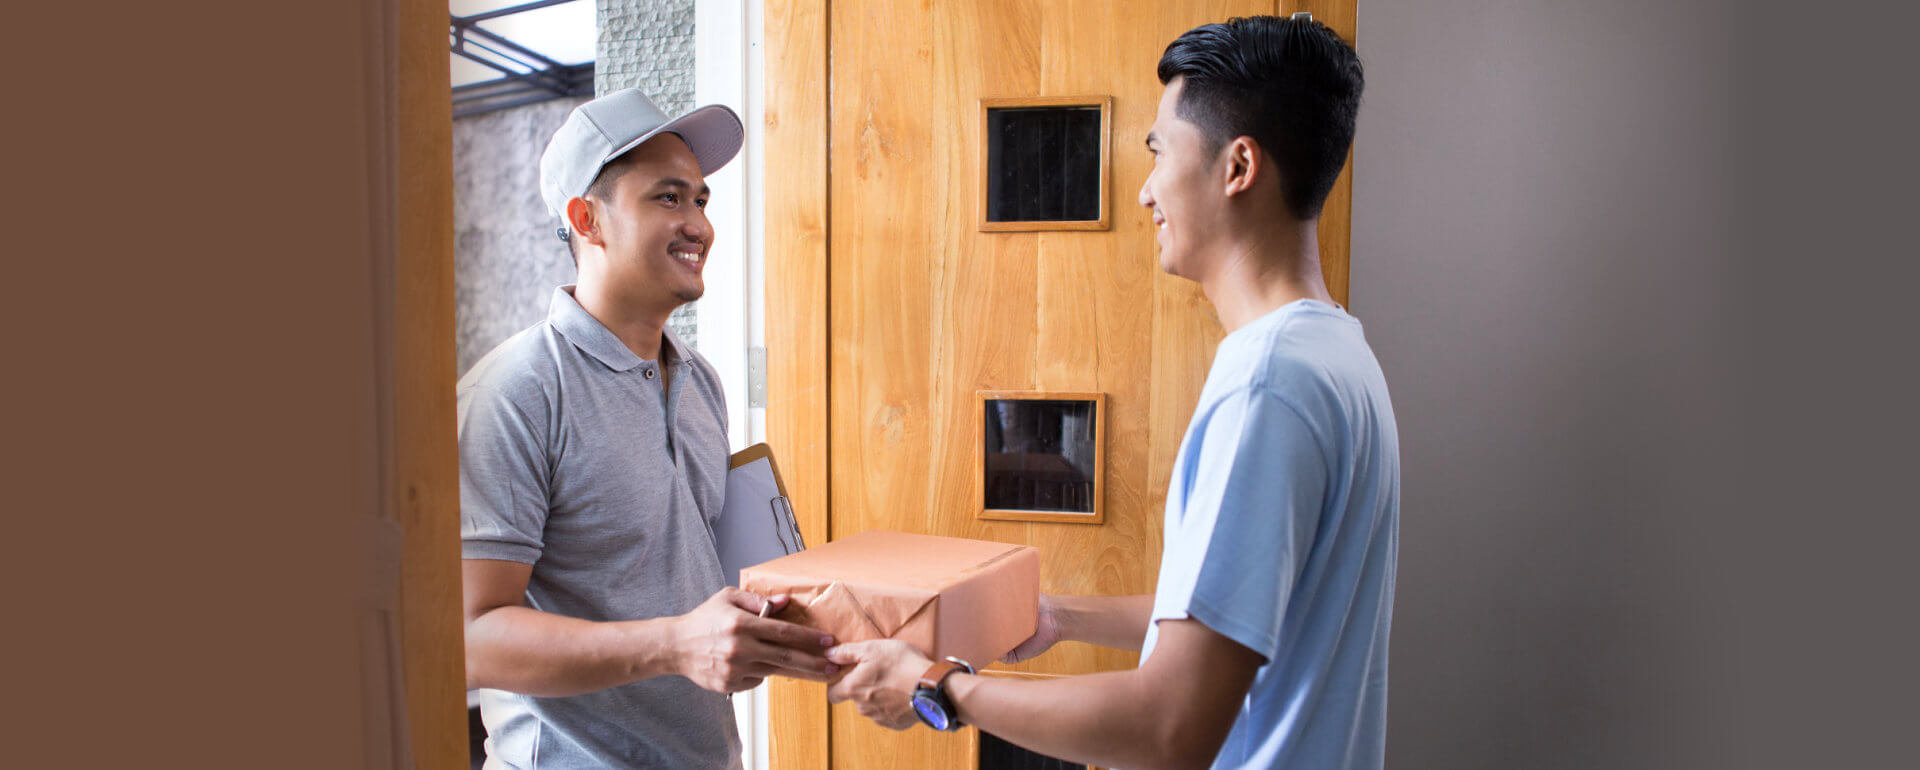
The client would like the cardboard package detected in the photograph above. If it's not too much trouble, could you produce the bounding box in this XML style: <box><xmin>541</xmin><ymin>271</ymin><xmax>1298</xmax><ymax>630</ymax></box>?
<box><xmin>740</xmin><ymin>530</ymin><xmax>1039</xmax><ymax>667</ymax></box>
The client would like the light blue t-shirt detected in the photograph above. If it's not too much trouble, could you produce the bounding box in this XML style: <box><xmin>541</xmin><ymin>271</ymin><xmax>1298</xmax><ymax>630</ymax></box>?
<box><xmin>1141</xmin><ymin>299</ymin><xmax>1400</xmax><ymax>770</ymax></box>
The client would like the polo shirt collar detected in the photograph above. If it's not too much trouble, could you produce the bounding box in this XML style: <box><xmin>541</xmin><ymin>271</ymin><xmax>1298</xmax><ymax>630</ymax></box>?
<box><xmin>548</xmin><ymin>285</ymin><xmax>689</xmax><ymax>372</ymax></box>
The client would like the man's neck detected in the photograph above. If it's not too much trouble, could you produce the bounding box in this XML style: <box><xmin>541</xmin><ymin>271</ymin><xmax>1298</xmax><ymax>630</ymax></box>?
<box><xmin>1197</xmin><ymin>217</ymin><xmax>1336</xmax><ymax>333</ymax></box>
<box><xmin>572</xmin><ymin>277</ymin><xmax>674</xmax><ymax>361</ymax></box>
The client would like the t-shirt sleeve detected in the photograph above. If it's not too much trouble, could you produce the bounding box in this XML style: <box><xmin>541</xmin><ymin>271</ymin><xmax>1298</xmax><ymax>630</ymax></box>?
<box><xmin>1151</xmin><ymin>387</ymin><xmax>1329</xmax><ymax>662</ymax></box>
<box><xmin>458</xmin><ymin>384</ymin><xmax>551</xmax><ymax>564</ymax></box>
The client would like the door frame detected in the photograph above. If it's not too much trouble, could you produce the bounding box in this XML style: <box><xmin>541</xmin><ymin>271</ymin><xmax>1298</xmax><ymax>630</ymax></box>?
<box><xmin>760</xmin><ymin>2</ymin><xmax>1355</xmax><ymax>767</ymax></box>
<box><xmin>764</xmin><ymin>0</ymin><xmax>835</xmax><ymax>767</ymax></box>
<box><xmin>390</xmin><ymin>0</ymin><xmax>467</xmax><ymax>767</ymax></box>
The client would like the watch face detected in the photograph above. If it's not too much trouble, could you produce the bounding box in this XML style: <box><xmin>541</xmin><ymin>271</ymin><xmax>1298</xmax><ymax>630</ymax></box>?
<box><xmin>912</xmin><ymin>692</ymin><xmax>951</xmax><ymax>731</ymax></box>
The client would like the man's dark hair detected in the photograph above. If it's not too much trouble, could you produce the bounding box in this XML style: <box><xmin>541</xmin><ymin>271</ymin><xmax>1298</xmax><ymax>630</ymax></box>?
<box><xmin>563</xmin><ymin>154</ymin><xmax>636</xmax><ymax>264</ymax></box>
<box><xmin>1157</xmin><ymin>15</ymin><xmax>1363</xmax><ymax>220</ymax></box>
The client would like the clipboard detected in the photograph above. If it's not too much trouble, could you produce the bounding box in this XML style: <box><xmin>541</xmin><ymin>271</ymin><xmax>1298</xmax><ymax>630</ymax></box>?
<box><xmin>716</xmin><ymin>443</ymin><xmax>807</xmax><ymax>587</ymax></box>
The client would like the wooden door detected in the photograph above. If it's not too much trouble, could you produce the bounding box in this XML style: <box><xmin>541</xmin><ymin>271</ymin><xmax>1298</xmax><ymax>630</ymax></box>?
<box><xmin>765</xmin><ymin>2</ymin><xmax>1356</xmax><ymax>768</ymax></box>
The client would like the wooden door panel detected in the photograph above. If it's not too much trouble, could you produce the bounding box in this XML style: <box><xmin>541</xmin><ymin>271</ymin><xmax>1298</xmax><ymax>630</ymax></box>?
<box><xmin>765</xmin><ymin>0</ymin><xmax>834</xmax><ymax>763</ymax></box>
<box><xmin>767</xmin><ymin>0</ymin><xmax>1355</xmax><ymax>766</ymax></box>
<box><xmin>825</xmin><ymin>1</ymin><xmax>1281</xmax><ymax>767</ymax></box>
<box><xmin>827</xmin><ymin>4</ymin><xmax>1041</xmax><ymax>765</ymax></box>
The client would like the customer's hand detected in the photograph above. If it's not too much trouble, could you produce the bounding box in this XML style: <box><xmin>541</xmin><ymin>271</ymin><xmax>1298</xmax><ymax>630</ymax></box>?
<box><xmin>824</xmin><ymin>639</ymin><xmax>931</xmax><ymax>730</ymax></box>
<box><xmin>672</xmin><ymin>588</ymin><xmax>838</xmax><ymax>693</ymax></box>
<box><xmin>1001</xmin><ymin>593</ymin><xmax>1065</xmax><ymax>664</ymax></box>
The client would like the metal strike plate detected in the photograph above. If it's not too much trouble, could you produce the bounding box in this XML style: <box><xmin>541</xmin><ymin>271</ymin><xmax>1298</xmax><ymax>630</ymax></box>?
<box><xmin>748</xmin><ymin>346</ymin><xmax>768</xmax><ymax>407</ymax></box>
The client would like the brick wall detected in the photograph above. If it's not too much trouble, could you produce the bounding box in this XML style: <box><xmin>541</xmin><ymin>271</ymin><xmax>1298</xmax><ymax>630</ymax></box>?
<box><xmin>599</xmin><ymin>0</ymin><xmax>699</xmax><ymax>344</ymax></box>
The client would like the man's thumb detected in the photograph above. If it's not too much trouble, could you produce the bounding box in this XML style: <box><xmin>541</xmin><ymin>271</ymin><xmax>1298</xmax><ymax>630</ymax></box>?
<box><xmin>824</xmin><ymin>643</ymin><xmax>866</xmax><ymax>665</ymax></box>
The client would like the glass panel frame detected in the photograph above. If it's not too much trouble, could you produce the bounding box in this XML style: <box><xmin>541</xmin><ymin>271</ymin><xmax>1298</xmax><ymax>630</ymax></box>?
<box><xmin>976</xmin><ymin>391</ymin><xmax>1108</xmax><ymax>524</ymax></box>
<box><xmin>977</xmin><ymin>96</ymin><xmax>1113</xmax><ymax>232</ymax></box>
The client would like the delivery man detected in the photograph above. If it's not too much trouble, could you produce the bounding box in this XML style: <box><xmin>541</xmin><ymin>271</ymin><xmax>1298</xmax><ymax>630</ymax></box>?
<box><xmin>825</xmin><ymin>16</ymin><xmax>1400</xmax><ymax>770</ymax></box>
<box><xmin>459</xmin><ymin>89</ymin><xmax>837</xmax><ymax>769</ymax></box>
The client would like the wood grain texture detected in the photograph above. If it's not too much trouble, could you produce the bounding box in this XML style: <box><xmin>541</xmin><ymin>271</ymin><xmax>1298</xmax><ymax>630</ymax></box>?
<box><xmin>763</xmin><ymin>0</ymin><xmax>833</xmax><ymax>767</ymax></box>
<box><xmin>828</xmin><ymin>1</ymin><xmax>1028</xmax><ymax>766</ymax></box>
<box><xmin>395</xmin><ymin>0</ymin><xmax>467</xmax><ymax>767</ymax></box>
<box><xmin>1280</xmin><ymin>0</ymin><xmax>1358</xmax><ymax>307</ymax></box>
<box><xmin>820</xmin><ymin>1</ymin><xmax>1272</xmax><ymax>767</ymax></box>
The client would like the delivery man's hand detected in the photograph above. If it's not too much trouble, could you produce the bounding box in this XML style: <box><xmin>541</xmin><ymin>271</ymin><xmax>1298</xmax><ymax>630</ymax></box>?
<box><xmin>672</xmin><ymin>588</ymin><xmax>839</xmax><ymax>693</ymax></box>
<box><xmin>824</xmin><ymin>639</ymin><xmax>931</xmax><ymax>730</ymax></box>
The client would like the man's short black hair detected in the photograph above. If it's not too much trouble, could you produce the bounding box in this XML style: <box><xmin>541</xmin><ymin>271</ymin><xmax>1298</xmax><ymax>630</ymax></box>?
<box><xmin>1157</xmin><ymin>15</ymin><xmax>1363</xmax><ymax>220</ymax></box>
<box><xmin>563</xmin><ymin>153</ymin><xmax>636</xmax><ymax>264</ymax></box>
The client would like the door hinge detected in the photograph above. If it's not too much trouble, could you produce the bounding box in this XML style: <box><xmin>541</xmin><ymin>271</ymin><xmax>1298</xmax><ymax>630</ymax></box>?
<box><xmin>748</xmin><ymin>346</ymin><xmax>768</xmax><ymax>408</ymax></box>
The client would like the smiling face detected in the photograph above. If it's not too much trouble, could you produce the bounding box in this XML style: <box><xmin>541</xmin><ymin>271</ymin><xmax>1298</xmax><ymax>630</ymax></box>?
<box><xmin>1139</xmin><ymin>77</ymin><xmax>1228</xmax><ymax>282</ymax></box>
<box><xmin>582</xmin><ymin>133</ymin><xmax>714</xmax><ymax>309</ymax></box>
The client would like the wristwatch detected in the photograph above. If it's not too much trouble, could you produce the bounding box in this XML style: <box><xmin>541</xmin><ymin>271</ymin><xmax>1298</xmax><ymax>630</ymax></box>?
<box><xmin>910</xmin><ymin>656</ymin><xmax>975</xmax><ymax>731</ymax></box>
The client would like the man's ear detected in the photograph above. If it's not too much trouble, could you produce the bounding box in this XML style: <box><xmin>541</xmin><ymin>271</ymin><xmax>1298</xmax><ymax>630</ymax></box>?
<box><xmin>565</xmin><ymin>196</ymin><xmax>603</xmax><ymax>247</ymax></box>
<box><xmin>1221</xmin><ymin>136</ymin><xmax>1260</xmax><ymax>199</ymax></box>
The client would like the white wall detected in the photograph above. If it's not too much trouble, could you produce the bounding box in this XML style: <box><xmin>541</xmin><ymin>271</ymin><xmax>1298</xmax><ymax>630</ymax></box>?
<box><xmin>694</xmin><ymin>1</ymin><xmax>772</xmax><ymax>766</ymax></box>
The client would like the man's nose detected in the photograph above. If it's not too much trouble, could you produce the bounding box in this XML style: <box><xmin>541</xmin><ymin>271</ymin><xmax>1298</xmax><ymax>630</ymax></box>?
<box><xmin>1137</xmin><ymin>176</ymin><xmax>1154</xmax><ymax>208</ymax></box>
<box><xmin>683</xmin><ymin>211</ymin><xmax>714</xmax><ymax>243</ymax></box>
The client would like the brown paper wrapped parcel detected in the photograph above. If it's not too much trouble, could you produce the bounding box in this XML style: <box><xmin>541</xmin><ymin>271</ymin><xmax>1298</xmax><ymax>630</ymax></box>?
<box><xmin>740</xmin><ymin>530</ymin><xmax>1039</xmax><ymax>667</ymax></box>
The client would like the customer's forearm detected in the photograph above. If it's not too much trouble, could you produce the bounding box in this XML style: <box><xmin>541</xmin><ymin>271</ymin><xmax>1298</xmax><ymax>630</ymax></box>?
<box><xmin>945</xmin><ymin>670</ymin><xmax>1195</xmax><ymax>770</ymax></box>
<box><xmin>1053</xmin><ymin>594</ymin><xmax>1154</xmax><ymax>651</ymax></box>
<box><xmin>465</xmin><ymin>606</ymin><xmax>679</xmax><ymax>696</ymax></box>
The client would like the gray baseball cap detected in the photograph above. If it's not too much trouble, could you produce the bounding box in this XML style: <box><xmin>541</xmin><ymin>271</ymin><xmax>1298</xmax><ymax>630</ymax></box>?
<box><xmin>538</xmin><ymin>87</ymin><xmax>744</xmax><ymax>221</ymax></box>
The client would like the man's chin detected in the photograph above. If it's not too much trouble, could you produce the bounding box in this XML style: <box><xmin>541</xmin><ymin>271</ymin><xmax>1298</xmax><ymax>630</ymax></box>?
<box><xmin>1158</xmin><ymin>251</ymin><xmax>1190</xmax><ymax>280</ymax></box>
<box><xmin>672</xmin><ymin>284</ymin><xmax>705</xmax><ymax>303</ymax></box>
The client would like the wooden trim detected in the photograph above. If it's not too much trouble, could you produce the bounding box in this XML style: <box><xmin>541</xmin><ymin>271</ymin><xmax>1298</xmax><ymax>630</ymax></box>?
<box><xmin>975</xmin><ymin>669</ymin><xmax>1067</xmax><ymax>681</ymax></box>
<box><xmin>978</xmin><ymin>95</ymin><xmax>1113</xmax><ymax>232</ymax></box>
<box><xmin>979</xmin><ymin>508</ymin><xmax>1108</xmax><ymax>524</ymax></box>
<box><xmin>764</xmin><ymin>0</ymin><xmax>833</xmax><ymax>768</ymax></box>
<box><xmin>975</xmin><ymin>391</ymin><xmax>1108</xmax><ymax>525</ymax></box>
<box><xmin>978</xmin><ymin>219</ymin><xmax>1111</xmax><ymax>233</ymax></box>
<box><xmin>394</xmin><ymin>0</ymin><xmax>466</xmax><ymax>767</ymax></box>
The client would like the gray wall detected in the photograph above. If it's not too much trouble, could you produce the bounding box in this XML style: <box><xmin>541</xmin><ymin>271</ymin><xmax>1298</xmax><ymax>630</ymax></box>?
<box><xmin>1352</xmin><ymin>2</ymin><xmax>1744</xmax><ymax>767</ymax></box>
<box><xmin>453</xmin><ymin>97</ymin><xmax>588</xmax><ymax>376</ymax></box>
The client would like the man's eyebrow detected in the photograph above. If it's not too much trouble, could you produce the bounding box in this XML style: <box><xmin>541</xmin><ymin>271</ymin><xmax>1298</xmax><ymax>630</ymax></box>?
<box><xmin>654</xmin><ymin>177</ymin><xmax>713</xmax><ymax>197</ymax></box>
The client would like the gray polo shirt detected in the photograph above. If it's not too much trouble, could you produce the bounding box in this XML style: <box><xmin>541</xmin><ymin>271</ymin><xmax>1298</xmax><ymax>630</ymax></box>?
<box><xmin>459</xmin><ymin>286</ymin><xmax>739</xmax><ymax>770</ymax></box>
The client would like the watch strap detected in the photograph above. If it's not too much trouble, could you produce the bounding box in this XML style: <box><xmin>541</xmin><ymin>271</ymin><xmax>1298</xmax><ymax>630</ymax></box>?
<box><xmin>917</xmin><ymin>659</ymin><xmax>961</xmax><ymax>692</ymax></box>
<box><xmin>912</xmin><ymin>656</ymin><xmax>976</xmax><ymax>731</ymax></box>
